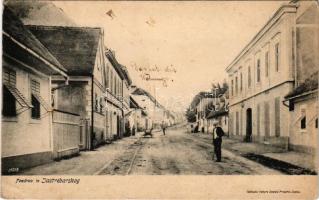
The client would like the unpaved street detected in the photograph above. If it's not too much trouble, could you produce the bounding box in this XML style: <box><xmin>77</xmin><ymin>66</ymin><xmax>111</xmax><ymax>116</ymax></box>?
<box><xmin>98</xmin><ymin>127</ymin><xmax>282</xmax><ymax>175</ymax></box>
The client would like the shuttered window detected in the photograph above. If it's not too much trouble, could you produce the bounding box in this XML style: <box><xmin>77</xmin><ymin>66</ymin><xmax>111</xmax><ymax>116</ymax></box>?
<box><xmin>300</xmin><ymin>106</ymin><xmax>306</xmax><ymax>130</ymax></box>
<box><xmin>31</xmin><ymin>80</ymin><xmax>41</xmax><ymax>119</ymax></box>
<box><xmin>264</xmin><ymin>101</ymin><xmax>270</xmax><ymax>137</ymax></box>
<box><xmin>2</xmin><ymin>69</ymin><xmax>17</xmax><ymax>116</ymax></box>
<box><xmin>275</xmin><ymin>97</ymin><xmax>280</xmax><ymax>137</ymax></box>
<box><xmin>265</xmin><ymin>51</ymin><xmax>269</xmax><ymax>77</ymax></box>
<box><xmin>256</xmin><ymin>59</ymin><xmax>261</xmax><ymax>82</ymax></box>
<box><xmin>275</xmin><ymin>43</ymin><xmax>280</xmax><ymax>72</ymax></box>
<box><xmin>3</xmin><ymin>68</ymin><xmax>16</xmax><ymax>86</ymax></box>
<box><xmin>257</xmin><ymin>104</ymin><xmax>260</xmax><ymax>137</ymax></box>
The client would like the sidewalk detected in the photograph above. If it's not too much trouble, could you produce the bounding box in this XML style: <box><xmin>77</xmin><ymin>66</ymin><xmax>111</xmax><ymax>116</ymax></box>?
<box><xmin>18</xmin><ymin>132</ymin><xmax>144</xmax><ymax>175</ymax></box>
<box><xmin>194</xmin><ymin>133</ymin><xmax>317</xmax><ymax>174</ymax></box>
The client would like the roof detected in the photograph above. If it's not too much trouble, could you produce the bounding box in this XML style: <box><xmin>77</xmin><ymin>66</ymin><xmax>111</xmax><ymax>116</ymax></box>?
<box><xmin>131</xmin><ymin>87</ymin><xmax>164</xmax><ymax>109</ymax></box>
<box><xmin>105</xmin><ymin>50</ymin><xmax>126</xmax><ymax>79</ymax></box>
<box><xmin>120</xmin><ymin>65</ymin><xmax>132</xmax><ymax>85</ymax></box>
<box><xmin>3</xmin><ymin>7</ymin><xmax>66</xmax><ymax>72</ymax></box>
<box><xmin>190</xmin><ymin>87</ymin><xmax>228</xmax><ymax>109</ymax></box>
<box><xmin>225</xmin><ymin>3</ymin><xmax>298</xmax><ymax>72</ymax></box>
<box><xmin>206</xmin><ymin>107</ymin><xmax>228</xmax><ymax>119</ymax></box>
<box><xmin>27</xmin><ymin>25</ymin><xmax>102</xmax><ymax>75</ymax></box>
<box><xmin>285</xmin><ymin>71</ymin><xmax>318</xmax><ymax>99</ymax></box>
<box><xmin>130</xmin><ymin>96</ymin><xmax>141</xmax><ymax>109</ymax></box>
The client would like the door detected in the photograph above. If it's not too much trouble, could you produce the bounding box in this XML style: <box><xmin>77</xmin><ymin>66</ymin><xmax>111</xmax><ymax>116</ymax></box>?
<box><xmin>246</xmin><ymin>108</ymin><xmax>252</xmax><ymax>142</ymax></box>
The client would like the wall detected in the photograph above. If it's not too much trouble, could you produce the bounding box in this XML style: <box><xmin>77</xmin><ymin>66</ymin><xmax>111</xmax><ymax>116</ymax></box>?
<box><xmin>229</xmin><ymin>83</ymin><xmax>291</xmax><ymax>149</ymax></box>
<box><xmin>228</xmin><ymin>11</ymin><xmax>295</xmax><ymax>107</ymax></box>
<box><xmin>295</xmin><ymin>2</ymin><xmax>319</xmax><ymax>84</ymax></box>
<box><xmin>2</xmin><ymin>61</ymin><xmax>52</xmax><ymax>158</ymax></box>
<box><xmin>289</xmin><ymin>94</ymin><xmax>318</xmax><ymax>154</ymax></box>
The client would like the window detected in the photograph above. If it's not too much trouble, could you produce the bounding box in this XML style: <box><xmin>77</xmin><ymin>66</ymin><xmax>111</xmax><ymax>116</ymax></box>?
<box><xmin>95</xmin><ymin>93</ymin><xmax>99</xmax><ymax>111</ymax></box>
<box><xmin>315</xmin><ymin>118</ymin><xmax>318</xmax><ymax>129</ymax></box>
<box><xmin>265</xmin><ymin>51</ymin><xmax>269</xmax><ymax>77</ymax></box>
<box><xmin>248</xmin><ymin>66</ymin><xmax>251</xmax><ymax>88</ymax></box>
<box><xmin>3</xmin><ymin>68</ymin><xmax>16</xmax><ymax>86</ymax></box>
<box><xmin>31</xmin><ymin>80</ymin><xmax>40</xmax><ymax>119</ymax></box>
<box><xmin>3</xmin><ymin>85</ymin><xmax>16</xmax><ymax>116</ymax></box>
<box><xmin>240</xmin><ymin>72</ymin><xmax>243</xmax><ymax>92</ymax></box>
<box><xmin>235</xmin><ymin>76</ymin><xmax>238</xmax><ymax>95</ymax></box>
<box><xmin>257</xmin><ymin>104</ymin><xmax>260</xmax><ymax>137</ymax></box>
<box><xmin>256</xmin><ymin>59</ymin><xmax>261</xmax><ymax>82</ymax></box>
<box><xmin>2</xmin><ymin>69</ymin><xmax>17</xmax><ymax>116</ymax></box>
<box><xmin>300</xmin><ymin>106</ymin><xmax>306</xmax><ymax>130</ymax></box>
<box><xmin>100</xmin><ymin>97</ymin><xmax>104</xmax><ymax>113</ymax></box>
<box><xmin>231</xmin><ymin>79</ymin><xmax>234</xmax><ymax>96</ymax></box>
<box><xmin>274</xmin><ymin>97</ymin><xmax>280</xmax><ymax>137</ymax></box>
<box><xmin>106</xmin><ymin>65</ymin><xmax>110</xmax><ymax>88</ymax></box>
<box><xmin>275</xmin><ymin>43</ymin><xmax>280</xmax><ymax>71</ymax></box>
<box><xmin>110</xmin><ymin>71</ymin><xmax>114</xmax><ymax>94</ymax></box>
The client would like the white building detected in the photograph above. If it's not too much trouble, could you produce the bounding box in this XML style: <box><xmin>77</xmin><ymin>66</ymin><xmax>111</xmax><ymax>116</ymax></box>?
<box><xmin>226</xmin><ymin>1</ymin><xmax>318</xmax><ymax>150</ymax></box>
<box><xmin>2</xmin><ymin>7</ymin><xmax>68</xmax><ymax>173</ymax></box>
<box><xmin>226</xmin><ymin>3</ymin><xmax>298</xmax><ymax>148</ymax></box>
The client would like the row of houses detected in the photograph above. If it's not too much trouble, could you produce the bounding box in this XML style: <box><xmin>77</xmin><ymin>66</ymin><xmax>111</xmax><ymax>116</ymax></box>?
<box><xmin>188</xmin><ymin>83</ymin><xmax>229</xmax><ymax>135</ymax></box>
<box><xmin>1</xmin><ymin>6</ymin><xmax>177</xmax><ymax>173</ymax></box>
<box><xmin>188</xmin><ymin>1</ymin><xmax>318</xmax><ymax>156</ymax></box>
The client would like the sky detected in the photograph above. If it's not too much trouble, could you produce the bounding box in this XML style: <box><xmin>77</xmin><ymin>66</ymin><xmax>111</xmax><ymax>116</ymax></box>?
<box><xmin>53</xmin><ymin>1</ymin><xmax>286</xmax><ymax>113</ymax></box>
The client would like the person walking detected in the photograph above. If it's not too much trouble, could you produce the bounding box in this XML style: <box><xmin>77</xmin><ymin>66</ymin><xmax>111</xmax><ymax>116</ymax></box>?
<box><xmin>161</xmin><ymin>121</ymin><xmax>166</xmax><ymax>136</ymax></box>
<box><xmin>212</xmin><ymin>120</ymin><xmax>225</xmax><ymax>162</ymax></box>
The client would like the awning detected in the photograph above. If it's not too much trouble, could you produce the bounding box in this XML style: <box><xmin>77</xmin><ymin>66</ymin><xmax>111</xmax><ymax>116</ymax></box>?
<box><xmin>4</xmin><ymin>83</ymin><xmax>33</xmax><ymax>109</ymax></box>
<box><xmin>32</xmin><ymin>92</ymin><xmax>52</xmax><ymax>111</ymax></box>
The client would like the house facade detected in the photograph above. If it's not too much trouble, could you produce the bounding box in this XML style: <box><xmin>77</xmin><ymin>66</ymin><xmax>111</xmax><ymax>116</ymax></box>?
<box><xmin>206</xmin><ymin>90</ymin><xmax>229</xmax><ymax>134</ymax></box>
<box><xmin>226</xmin><ymin>3</ymin><xmax>300</xmax><ymax>148</ymax></box>
<box><xmin>226</xmin><ymin>1</ymin><xmax>319</xmax><ymax>151</ymax></box>
<box><xmin>28</xmin><ymin>25</ymin><xmax>109</xmax><ymax>150</ymax></box>
<box><xmin>284</xmin><ymin>1</ymin><xmax>319</xmax><ymax>155</ymax></box>
<box><xmin>105</xmin><ymin>50</ymin><xmax>128</xmax><ymax>140</ymax></box>
<box><xmin>2</xmin><ymin>8</ymin><xmax>69</xmax><ymax>173</ymax></box>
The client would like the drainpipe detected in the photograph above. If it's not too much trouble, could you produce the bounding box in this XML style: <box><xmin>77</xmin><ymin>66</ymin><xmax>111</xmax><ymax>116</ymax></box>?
<box><xmin>51</xmin><ymin>77</ymin><xmax>69</xmax><ymax>92</ymax></box>
<box><xmin>91</xmin><ymin>76</ymin><xmax>94</xmax><ymax>150</ymax></box>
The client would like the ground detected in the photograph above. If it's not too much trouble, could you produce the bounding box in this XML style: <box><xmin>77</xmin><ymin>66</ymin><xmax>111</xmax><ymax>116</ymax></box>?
<box><xmin>19</xmin><ymin>126</ymin><xmax>282</xmax><ymax>175</ymax></box>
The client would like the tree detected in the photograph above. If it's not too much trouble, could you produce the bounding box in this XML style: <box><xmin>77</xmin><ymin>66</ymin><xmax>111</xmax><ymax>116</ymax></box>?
<box><xmin>185</xmin><ymin>107</ymin><xmax>197</xmax><ymax>123</ymax></box>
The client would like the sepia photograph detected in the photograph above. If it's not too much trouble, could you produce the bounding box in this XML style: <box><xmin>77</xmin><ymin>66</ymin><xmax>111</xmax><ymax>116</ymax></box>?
<box><xmin>1</xmin><ymin>0</ymin><xmax>318</xmax><ymax>198</ymax></box>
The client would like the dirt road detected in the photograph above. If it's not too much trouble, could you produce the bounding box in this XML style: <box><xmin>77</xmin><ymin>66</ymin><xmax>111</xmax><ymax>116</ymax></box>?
<box><xmin>98</xmin><ymin>127</ymin><xmax>282</xmax><ymax>175</ymax></box>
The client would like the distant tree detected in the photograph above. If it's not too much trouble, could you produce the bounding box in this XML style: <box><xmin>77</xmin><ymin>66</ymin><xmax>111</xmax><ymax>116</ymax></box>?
<box><xmin>185</xmin><ymin>107</ymin><xmax>197</xmax><ymax>123</ymax></box>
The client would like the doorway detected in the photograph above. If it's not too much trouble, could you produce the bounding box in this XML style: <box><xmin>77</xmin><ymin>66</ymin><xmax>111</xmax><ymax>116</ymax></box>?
<box><xmin>246</xmin><ymin>108</ymin><xmax>252</xmax><ymax>142</ymax></box>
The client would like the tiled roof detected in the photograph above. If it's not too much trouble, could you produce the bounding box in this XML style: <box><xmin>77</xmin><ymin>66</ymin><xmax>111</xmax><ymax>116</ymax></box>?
<box><xmin>130</xmin><ymin>96</ymin><xmax>141</xmax><ymax>109</ymax></box>
<box><xmin>27</xmin><ymin>25</ymin><xmax>102</xmax><ymax>75</ymax></box>
<box><xmin>120</xmin><ymin>65</ymin><xmax>132</xmax><ymax>85</ymax></box>
<box><xmin>285</xmin><ymin>71</ymin><xmax>318</xmax><ymax>99</ymax></box>
<box><xmin>3</xmin><ymin>7</ymin><xmax>65</xmax><ymax>72</ymax></box>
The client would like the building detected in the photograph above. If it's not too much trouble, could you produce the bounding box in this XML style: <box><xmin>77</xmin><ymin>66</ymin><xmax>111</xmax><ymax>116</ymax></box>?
<box><xmin>225</xmin><ymin>1</ymin><xmax>318</xmax><ymax>149</ymax></box>
<box><xmin>127</xmin><ymin>96</ymin><xmax>146</xmax><ymax>135</ymax></box>
<box><xmin>131</xmin><ymin>86</ymin><xmax>167</xmax><ymax>130</ymax></box>
<box><xmin>206</xmin><ymin>88</ymin><xmax>229</xmax><ymax>134</ymax></box>
<box><xmin>2</xmin><ymin>7</ymin><xmax>70</xmax><ymax>173</ymax></box>
<box><xmin>120</xmin><ymin>65</ymin><xmax>133</xmax><ymax>137</ymax></box>
<box><xmin>27</xmin><ymin>25</ymin><xmax>108</xmax><ymax>150</ymax></box>
<box><xmin>285</xmin><ymin>72</ymin><xmax>318</xmax><ymax>154</ymax></box>
<box><xmin>284</xmin><ymin>1</ymin><xmax>318</xmax><ymax>155</ymax></box>
<box><xmin>105</xmin><ymin>50</ymin><xmax>130</xmax><ymax>139</ymax></box>
<box><xmin>189</xmin><ymin>91</ymin><xmax>214</xmax><ymax>133</ymax></box>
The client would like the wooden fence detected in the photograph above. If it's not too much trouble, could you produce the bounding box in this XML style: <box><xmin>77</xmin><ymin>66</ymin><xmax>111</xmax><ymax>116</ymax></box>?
<box><xmin>52</xmin><ymin>109</ymin><xmax>81</xmax><ymax>159</ymax></box>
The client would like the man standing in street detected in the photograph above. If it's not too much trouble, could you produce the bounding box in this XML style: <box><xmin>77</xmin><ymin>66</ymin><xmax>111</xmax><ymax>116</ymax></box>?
<box><xmin>212</xmin><ymin>120</ymin><xmax>224</xmax><ymax>162</ymax></box>
<box><xmin>161</xmin><ymin>121</ymin><xmax>166</xmax><ymax>136</ymax></box>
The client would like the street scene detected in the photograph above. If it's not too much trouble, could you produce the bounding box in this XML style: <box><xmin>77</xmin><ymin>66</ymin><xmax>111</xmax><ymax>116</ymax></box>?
<box><xmin>2</xmin><ymin>0</ymin><xmax>318</xmax><ymax>176</ymax></box>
